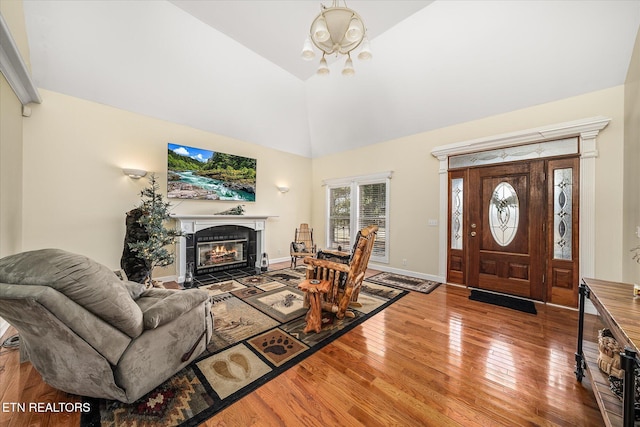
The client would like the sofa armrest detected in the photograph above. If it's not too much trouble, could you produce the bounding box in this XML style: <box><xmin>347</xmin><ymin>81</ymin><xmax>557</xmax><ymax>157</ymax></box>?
<box><xmin>138</xmin><ymin>289</ymin><xmax>209</xmax><ymax>330</ymax></box>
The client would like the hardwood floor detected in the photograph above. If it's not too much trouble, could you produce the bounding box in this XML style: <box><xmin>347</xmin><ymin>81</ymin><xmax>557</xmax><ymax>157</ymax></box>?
<box><xmin>0</xmin><ymin>268</ymin><xmax>606</xmax><ymax>426</ymax></box>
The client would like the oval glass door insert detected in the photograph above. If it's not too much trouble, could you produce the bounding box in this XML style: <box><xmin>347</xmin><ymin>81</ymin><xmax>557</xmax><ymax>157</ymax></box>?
<box><xmin>489</xmin><ymin>182</ymin><xmax>519</xmax><ymax>246</ymax></box>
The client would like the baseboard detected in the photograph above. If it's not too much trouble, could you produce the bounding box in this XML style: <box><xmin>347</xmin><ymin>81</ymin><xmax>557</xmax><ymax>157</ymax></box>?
<box><xmin>368</xmin><ymin>263</ymin><xmax>445</xmax><ymax>284</ymax></box>
<box><xmin>584</xmin><ymin>299</ymin><xmax>597</xmax><ymax>315</ymax></box>
<box><xmin>268</xmin><ymin>256</ymin><xmax>290</xmax><ymax>265</ymax></box>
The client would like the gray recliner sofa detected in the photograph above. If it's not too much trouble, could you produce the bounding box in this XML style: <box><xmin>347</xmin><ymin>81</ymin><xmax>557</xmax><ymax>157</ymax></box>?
<box><xmin>0</xmin><ymin>248</ymin><xmax>213</xmax><ymax>403</ymax></box>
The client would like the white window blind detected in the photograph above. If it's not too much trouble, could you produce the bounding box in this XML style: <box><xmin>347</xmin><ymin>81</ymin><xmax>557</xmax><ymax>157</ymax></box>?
<box><xmin>358</xmin><ymin>182</ymin><xmax>386</xmax><ymax>259</ymax></box>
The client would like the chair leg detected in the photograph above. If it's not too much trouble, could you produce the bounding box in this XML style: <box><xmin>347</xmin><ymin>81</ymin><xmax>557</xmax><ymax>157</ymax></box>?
<box><xmin>303</xmin><ymin>292</ymin><xmax>323</xmax><ymax>334</ymax></box>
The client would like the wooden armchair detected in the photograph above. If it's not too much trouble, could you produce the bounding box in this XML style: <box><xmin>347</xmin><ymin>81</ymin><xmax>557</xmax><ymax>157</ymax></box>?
<box><xmin>290</xmin><ymin>223</ymin><xmax>316</xmax><ymax>268</ymax></box>
<box><xmin>298</xmin><ymin>225</ymin><xmax>378</xmax><ymax>333</ymax></box>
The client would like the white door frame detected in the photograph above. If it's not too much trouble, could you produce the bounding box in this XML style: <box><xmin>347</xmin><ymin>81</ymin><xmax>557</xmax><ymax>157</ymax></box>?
<box><xmin>431</xmin><ymin>116</ymin><xmax>611</xmax><ymax>284</ymax></box>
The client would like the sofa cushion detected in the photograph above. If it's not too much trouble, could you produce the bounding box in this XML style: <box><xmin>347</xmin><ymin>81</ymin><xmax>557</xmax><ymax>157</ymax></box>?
<box><xmin>135</xmin><ymin>288</ymin><xmax>209</xmax><ymax>329</ymax></box>
<box><xmin>0</xmin><ymin>249</ymin><xmax>144</xmax><ymax>338</ymax></box>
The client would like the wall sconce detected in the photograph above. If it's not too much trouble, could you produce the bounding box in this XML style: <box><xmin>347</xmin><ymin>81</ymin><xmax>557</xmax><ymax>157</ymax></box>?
<box><xmin>277</xmin><ymin>185</ymin><xmax>290</xmax><ymax>193</ymax></box>
<box><xmin>122</xmin><ymin>168</ymin><xmax>148</xmax><ymax>179</ymax></box>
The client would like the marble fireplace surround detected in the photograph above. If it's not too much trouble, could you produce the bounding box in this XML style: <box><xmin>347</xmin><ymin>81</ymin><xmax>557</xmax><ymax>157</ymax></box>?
<box><xmin>170</xmin><ymin>214</ymin><xmax>273</xmax><ymax>283</ymax></box>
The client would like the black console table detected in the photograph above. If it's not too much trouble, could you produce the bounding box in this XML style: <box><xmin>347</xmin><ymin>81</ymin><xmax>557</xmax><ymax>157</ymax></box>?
<box><xmin>575</xmin><ymin>278</ymin><xmax>640</xmax><ymax>427</ymax></box>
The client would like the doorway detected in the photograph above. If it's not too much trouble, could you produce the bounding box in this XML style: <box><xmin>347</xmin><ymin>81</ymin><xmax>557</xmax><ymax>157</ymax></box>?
<box><xmin>448</xmin><ymin>156</ymin><xmax>580</xmax><ymax>307</ymax></box>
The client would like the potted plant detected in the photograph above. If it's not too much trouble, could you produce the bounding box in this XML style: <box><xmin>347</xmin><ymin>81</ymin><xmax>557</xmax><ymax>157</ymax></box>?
<box><xmin>123</xmin><ymin>174</ymin><xmax>181</xmax><ymax>287</ymax></box>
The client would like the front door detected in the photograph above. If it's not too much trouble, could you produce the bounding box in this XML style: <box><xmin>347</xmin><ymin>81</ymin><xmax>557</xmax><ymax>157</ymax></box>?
<box><xmin>447</xmin><ymin>156</ymin><xmax>580</xmax><ymax>306</ymax></box>
<box><xmin>467</xmin><ymin>161</ymin><xmax>545</xmax><ymax>299</ymax></box>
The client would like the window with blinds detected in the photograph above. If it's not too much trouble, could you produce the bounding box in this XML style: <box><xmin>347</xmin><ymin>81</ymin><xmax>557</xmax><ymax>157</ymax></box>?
<box><xmin>358</xmin><ymin>182</ymin><xmax>386</xmax><ymax>259</ymax></box>
<box><xmin>325</xmin><ymin>172</ymin><xmax>390</xmax><ymax>263</ymax></box>
<box><xmin>328</xmin><ymin>186</ymin><xmax>351</xmax><ymax>250</ymax></box>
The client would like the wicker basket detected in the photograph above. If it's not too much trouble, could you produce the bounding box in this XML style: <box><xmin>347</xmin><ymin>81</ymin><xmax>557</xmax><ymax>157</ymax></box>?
<box><xmin>598</xmin><ymin>328</ymin><xmax>624</xmax><ymax>379</ymax></box>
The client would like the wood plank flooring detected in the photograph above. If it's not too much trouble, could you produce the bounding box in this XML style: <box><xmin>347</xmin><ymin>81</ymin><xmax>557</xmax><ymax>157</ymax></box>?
<box><xmin>0</xmin><ymin>270</ymin><xmax>606</xmax><ymax>426</ymax></box>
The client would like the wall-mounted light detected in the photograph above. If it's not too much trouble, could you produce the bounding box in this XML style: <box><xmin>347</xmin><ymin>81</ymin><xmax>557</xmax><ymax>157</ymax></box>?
<box><xmin>277</xmin><ymin>185</ymin><xmax>290</xmax><ymax>193</ymax></box>
<box><xmin>122</xmin><ymin>168</ymin><xmax>148</xmax><ymax>179</ymax></box>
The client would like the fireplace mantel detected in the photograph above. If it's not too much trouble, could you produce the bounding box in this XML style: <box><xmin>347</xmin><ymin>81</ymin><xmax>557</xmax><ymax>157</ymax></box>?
<box><xmin>170</xmin><ymin>214</ymin><xmax>274</xmax><ymax>233</ymax></box>
<box><xmin>171</xmin><ymin>214</ymin><xmax>274</xmax><ymax>220</ymax></box>
<box><xmin>170</xmin><ymin>214</ymin><xmax>276</xmax><ymax>282</ymax></box>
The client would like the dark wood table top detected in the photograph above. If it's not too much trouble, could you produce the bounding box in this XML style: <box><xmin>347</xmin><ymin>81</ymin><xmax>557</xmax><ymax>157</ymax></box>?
<box><xmin>583</xmin><ymin>277</ymin><xmax>640</xmax><ymax>355</ymax></box>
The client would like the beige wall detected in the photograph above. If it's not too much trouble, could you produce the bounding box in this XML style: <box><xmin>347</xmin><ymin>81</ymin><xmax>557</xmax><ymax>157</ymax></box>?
<box><xmin>0</xmin><ymin>0</ymin><xmax>30</xmax><ymax>257</ymax></box>
<box><xmin>623</xmin><ymin>26</ymin><xmax>640</xmax><ymax>284</ymax></box>
<box><xmin>0</xmin><ymin>73</ymin><xmax>23</xmax><ymax>257</ymax></box>
<box><xmin>21</xmin><ymin>90</ymin><xmax>311</xmax><ymax>272</ymax></box>
<box><xmin>311</xmin><ymin>86</ymin><xmax>626</xmax><ymax>282</ymax></box>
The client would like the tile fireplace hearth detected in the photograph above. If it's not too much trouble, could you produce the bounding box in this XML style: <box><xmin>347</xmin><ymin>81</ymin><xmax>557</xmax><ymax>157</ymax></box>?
<box><xmin>171</xmin><ymin>214</ymin><xmax>272</xmax><ymax>284</ymax></box>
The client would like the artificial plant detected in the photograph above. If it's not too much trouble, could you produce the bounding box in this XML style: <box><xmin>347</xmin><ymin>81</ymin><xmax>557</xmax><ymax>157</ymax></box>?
<box><xmin>128</xmin><ymin>173</ymin><xmax>181</xmax><ymax>285</ymax></box>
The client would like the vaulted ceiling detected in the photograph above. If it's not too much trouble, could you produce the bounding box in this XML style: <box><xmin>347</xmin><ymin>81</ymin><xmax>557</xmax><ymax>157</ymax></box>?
<box><xmin>21</xmin><ymin>1</ymin><xmax>640</xmax><ymax>158</ymax></box>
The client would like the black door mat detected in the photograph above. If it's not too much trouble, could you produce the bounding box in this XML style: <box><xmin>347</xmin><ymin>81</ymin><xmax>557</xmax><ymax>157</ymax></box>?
<box><xmin>469</xmin><ymin>289</ymin><xmax>537</xmax><ymax>314</ymax></box>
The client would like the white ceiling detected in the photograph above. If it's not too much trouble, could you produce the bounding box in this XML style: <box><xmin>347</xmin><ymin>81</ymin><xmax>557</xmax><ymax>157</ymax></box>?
<box><xmin>21</xmin><ymin>1</ymin><xmax>640</xmax><ymax>158</ymax></box>
<box><xmin>168</xmin><ymin>1</ymin><xmax>433</xmax><ymax>81</ymax></box>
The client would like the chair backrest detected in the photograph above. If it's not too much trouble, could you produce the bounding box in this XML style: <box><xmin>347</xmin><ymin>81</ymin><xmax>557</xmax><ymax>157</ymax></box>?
<box><xmin>332</xmin><ymin>225</ymin><xmax>378</xmax><ymax>315</ymax></box>
<box><xmin>303</xmin><ymin>224</ymin><xmax>377</xmax><ymax>316</ymax></box>
<box><xmin>294</xmin><ymin>223</ymin><xmax>314</xmax><ymax>250</ymax></box>
<box><xmin>0</xmin><ymin>248</ymin><xmax>144</xmax><ymax>338</ymax></box>
<box><xmin>347</xmin><ymin>225</ymin><xmax>378</xmax><ymax>284</ymax></box>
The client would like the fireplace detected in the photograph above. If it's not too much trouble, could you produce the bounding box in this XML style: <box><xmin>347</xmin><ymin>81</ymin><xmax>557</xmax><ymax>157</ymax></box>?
<box><xmin>171</xmin><ymin>214</ymin><xmax>270</xmax><ymax>282</ymax></box>
<box><xmin>197</xmin><ymin>239</ymin><xmax>246</xmax><ymax>271</ymax></box>
<box><xmin>193</xmin><ymin>225</ymin><xmax>255</xmax><ymax>275</ymax></box>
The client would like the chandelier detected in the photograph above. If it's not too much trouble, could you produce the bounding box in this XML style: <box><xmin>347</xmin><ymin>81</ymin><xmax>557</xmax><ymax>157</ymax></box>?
<box><xmin>301</xmin><ymin>1</ymin><xmax>372</xmax><ymax>76</ymax></box>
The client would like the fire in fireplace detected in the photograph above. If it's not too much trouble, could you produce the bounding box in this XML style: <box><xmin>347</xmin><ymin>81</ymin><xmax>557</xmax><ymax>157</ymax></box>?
<box><xmin>197</xmin><ymin>239</ymin><xmax>246</xmax><ymax>270</ymax></box>
<box><xmin>189</xmin><ymin>224</ymin><xmax>257</xmax><ymax>276</ymax></box>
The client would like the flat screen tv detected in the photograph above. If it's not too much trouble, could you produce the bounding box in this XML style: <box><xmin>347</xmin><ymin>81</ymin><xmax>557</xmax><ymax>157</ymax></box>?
<box><xmin>167</xmin><ymin>143</ymin><xmax>256</xmax><ymax>201</ymax></box>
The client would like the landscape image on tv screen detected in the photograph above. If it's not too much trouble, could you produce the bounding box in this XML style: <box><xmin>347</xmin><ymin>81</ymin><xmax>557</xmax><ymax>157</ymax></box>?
<box><xmin>167</xmin><ymin>143</ymin><xmax>256</xmax><ymax>201</ymax></box>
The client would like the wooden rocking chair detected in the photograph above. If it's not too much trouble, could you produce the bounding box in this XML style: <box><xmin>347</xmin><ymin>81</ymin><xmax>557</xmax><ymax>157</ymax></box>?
<box><xmin>298</xmin><ymin>225</ymin><xmax>378</xmax><ymax>333</ymax></box>
<box><xmin>290</xmin><ymin>223</ymin><xmax>316</xmax><ymax>268</ymax></box>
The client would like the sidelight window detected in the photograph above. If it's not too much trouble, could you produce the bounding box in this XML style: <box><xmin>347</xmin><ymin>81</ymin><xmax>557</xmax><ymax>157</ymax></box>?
<box><xmin>451</xmin><ymin>178</ymin><xmax>463</xmax><ymax>250</ymax></box>
<box><xmin>553</xmin><ymin>168</ymin><xmax>573</xmax><ymax>260</ymax></box>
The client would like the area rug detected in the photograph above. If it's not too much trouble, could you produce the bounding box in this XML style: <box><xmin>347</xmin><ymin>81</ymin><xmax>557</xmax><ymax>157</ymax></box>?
<box><xmin>366</xmin><ymin>272</ymin><xmax>442</xmax><ymax>294</ymax></box>
<box><xmin>81</xmin><ymin>268</ymin><xmax>407</xmax><ymax>427</ymax></box>
<box><xmin>468</xmin><ymin>289</ymin><xmax>537</xmax><ymax>314</ymax></box>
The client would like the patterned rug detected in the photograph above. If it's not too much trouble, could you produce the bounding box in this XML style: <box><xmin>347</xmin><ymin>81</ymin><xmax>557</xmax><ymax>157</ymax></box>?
<box><xmin>366</xmin><ymin>272</ymin><xmax>442</xmax><ymax>294</ymax></box>
<box><xmin>81</xmin><ymin>267</ymin><xmax>406</xmax><ymax>427</ymax></box>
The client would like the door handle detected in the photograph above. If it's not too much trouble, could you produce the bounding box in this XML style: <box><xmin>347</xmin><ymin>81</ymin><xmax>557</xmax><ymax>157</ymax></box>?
<box><xmin>470</xmin><ymin>231</ymin><xmax>477</xmax><ymax>237</ymax></box>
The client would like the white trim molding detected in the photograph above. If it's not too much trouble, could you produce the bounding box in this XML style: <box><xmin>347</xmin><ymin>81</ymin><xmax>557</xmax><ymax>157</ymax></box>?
<box><xmin>322</xmin><ymin>170</ymin><xmax>393</xmax><ymax>186</ymax></box>
<box><xmin>431</xmin><ymin>116</ymin><xmax>611</xmax><ymax>159</ymax></box>
<box><xmin>323</xmin><ymin>171</ymin><xmax>392</xmax><ymax>263</ymax></box>
<box><xmin>0</xmin><ymin>13</ymin><xmax>41</xmax><ymax>105</ymax></box>
<box><xmin>430</xmin><ymin>116</ymin><xmax>611</xmax><ymax>283</ymax></box>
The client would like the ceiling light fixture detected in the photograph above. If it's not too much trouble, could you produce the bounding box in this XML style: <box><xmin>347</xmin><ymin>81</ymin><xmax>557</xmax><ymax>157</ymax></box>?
<box><xmin>301</xmin><ymin>1</ymin><xmax>372</xmax><ymax>76</ymax></box>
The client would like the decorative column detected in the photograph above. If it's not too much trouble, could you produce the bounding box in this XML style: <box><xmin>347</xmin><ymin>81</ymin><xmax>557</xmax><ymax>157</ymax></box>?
<box><xmin>579</xmin><ymin>130</ymin><xmax>601</xmax><ymax>280</ymax></box>
<box><xmin>437</xmin><ymin>155</ymin><xmax>449</xmax><ymax>283</ymax></box>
